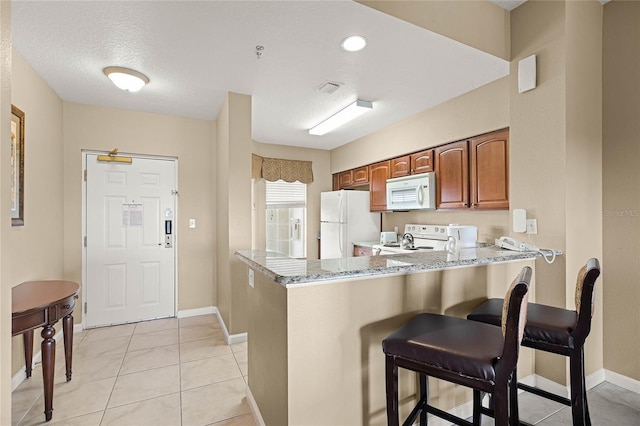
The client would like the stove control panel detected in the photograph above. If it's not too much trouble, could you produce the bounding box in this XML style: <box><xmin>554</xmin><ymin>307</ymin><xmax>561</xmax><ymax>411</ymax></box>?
<box><xmin>404</xmin><ymin>224</ymin><xmax>449</xmax><ymax>240</ymax></box>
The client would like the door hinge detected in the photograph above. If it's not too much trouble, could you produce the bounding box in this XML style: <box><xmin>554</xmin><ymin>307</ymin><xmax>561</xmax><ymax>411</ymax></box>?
<box><xmin>84</xmin><ymin>302</ymin><xmax>87</xmax><ymax>314</ymax></box>
<box><xmin>84</xmin><ymin>236</ymin><xmax>87</xmax><ymax>247</ymax></box>
<box><xmin>84</xmin><ymin>169</ymin><xmax>87</xmax><ymax>181</ymax></box>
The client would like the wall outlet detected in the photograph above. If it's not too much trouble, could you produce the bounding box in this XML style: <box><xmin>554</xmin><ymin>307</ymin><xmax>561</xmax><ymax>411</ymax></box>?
<box><xmin>189</xmin><ymin>218</ymin><xmax>196</xmax><ymax>229</ymax></box>
<box><xmin>248</xmin><ymin>269</ymin><xmax>255</xmax><ymax>288</ymax></box>
<box><xmin>526</xmin><ymin>219</ymin><xmax>538</xmax><ymax>234</ymax></box>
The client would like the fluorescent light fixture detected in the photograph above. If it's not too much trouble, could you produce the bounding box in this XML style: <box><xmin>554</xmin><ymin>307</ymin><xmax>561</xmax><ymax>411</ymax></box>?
<box><xmin>341</xmin><ymin>35</ymin><xmax>367</xmax><ymax>52</ymax></box>
<box><xmin>104</xmin><ymin>67</ymin><xmax>149</xmax><ymax>92</ymax></box>
<box><xmin>309</xmin><ymin>100</ymin><xmax>373</xmax><ymax>136</ymax></box>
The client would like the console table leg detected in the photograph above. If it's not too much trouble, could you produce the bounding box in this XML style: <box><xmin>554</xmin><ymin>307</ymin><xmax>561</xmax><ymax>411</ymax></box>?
<box><xmin>62</xmin><ymin>314</ymin><xmax>74</xmax><ymax>381</ymax></box>
<box><xmin>41</xmin><ymin>325</ymin><xmax>56</xmax><ymax>422</ymax></box>
<box><xmin>23</xmin><ymin>329</ymin><xmax>34</xmax><ymax>378</ymax></box>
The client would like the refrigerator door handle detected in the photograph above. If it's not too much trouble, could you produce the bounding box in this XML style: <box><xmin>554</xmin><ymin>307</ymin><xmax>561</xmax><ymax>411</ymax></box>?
<box><xmin>339</xmin><ymin>224</ymin><xmax>343</xmax><ymax>257</ymax></box>
<box><xmin>339</xmin><ymin>195</ymin><xmax>344</xmax><ymax>223</ymax></box>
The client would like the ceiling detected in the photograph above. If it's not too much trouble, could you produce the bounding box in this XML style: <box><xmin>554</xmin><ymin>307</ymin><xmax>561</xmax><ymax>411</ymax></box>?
<box><xmin>12</xmin><ymin>1</ymin><xmax>510</xmax><ymax>151</ymax></box>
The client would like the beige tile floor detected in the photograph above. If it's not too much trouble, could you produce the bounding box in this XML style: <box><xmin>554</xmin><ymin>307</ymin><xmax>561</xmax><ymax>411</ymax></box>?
<box><xmin>12</xmin><ymin>314</ymin><xmax>256</xmax><ymax>426</ymax></box>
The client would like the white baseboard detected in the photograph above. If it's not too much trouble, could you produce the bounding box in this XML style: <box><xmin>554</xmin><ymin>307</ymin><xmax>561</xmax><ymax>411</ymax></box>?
<box><xmin>177</xmin><ymin>306</ymin><xmax>217</xmax><ymax>318</ymax></box>
<box><xmin>177</xmin><ymin>306</ymin><xmax>248</xmax><ymax>345</ymax></box>
<box><xmin>213</xmin><ymin>308</ymin><xmax>248</xmax><ymax>345</ymax></box>
<box><xmin>246</xmin><ymin>385</ymin><xmax>266</xmax><ymax>426</ymax></box>
<box><xmin>605</xmin><ymin>369</ymin><xmax>640</xmax><ymax>394</ymax></box>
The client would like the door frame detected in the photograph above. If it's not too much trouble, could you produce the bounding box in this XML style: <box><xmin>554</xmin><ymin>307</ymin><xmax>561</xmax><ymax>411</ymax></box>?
<box><xmin>81</xmin><ymin>150</ymin><xmax>179</xmax><ymax>328</ymax></box>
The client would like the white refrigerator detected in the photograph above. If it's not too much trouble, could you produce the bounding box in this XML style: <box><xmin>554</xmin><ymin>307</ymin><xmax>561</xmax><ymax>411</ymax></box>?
<box><xmin>320</xmin><ymin>190</ymin><xmax>381</xmax><ymax>259</ymax></box>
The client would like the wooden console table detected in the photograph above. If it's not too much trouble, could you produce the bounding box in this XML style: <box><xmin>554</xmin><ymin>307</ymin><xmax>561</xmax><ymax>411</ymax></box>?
<box><xmin>12</xmin><ymin>280</ymin><xmax>80</xmax><ymax>422</ymax></box>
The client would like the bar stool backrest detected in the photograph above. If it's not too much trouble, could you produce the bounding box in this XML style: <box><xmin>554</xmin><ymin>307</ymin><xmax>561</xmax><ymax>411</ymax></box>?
<box><xmin>573</xmin><ymin>258</ymin><xmax>601</xmax><ymax>348</ymax></box>
<box><xmin>497</xmin><ymin>266</ymin><xmax>532</xmax><ymax>379</ymax></box>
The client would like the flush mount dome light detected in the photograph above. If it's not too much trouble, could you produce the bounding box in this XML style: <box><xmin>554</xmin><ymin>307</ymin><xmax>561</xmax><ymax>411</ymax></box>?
<box><xmin>104</xmin><ymin>67</ymin><xmax>149</xmax><ymax>92</ymax></box>
<box><xmin>341</xmin><ymin>35</ymin><xmax>367</xmax><ymax>52</ymax></box>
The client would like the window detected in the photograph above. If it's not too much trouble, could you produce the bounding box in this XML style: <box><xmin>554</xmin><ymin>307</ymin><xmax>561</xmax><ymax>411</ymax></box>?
<box><xmin>265</xmin><ymin>180</ymin><xmax>307</xmax><ymax>258</ymax></box>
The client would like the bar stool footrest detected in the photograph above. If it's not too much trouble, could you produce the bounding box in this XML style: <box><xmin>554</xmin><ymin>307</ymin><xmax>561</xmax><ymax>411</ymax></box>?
<box><xmin>424</xmin><ymin>404</ymin><xmax>474</xmax><ymax>426</ymax></box>
<box><xmin>518</xmin><ymin>382</ymin><xmax>571</xmax><ymax>406</ymax></box>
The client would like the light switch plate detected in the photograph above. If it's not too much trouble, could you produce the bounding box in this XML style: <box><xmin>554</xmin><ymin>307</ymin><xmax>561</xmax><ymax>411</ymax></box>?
<box><xmin>189</xmin><ymin>219</ymin><xmax>196</xmax><ymax>229</ymax></box>
<box><xmin>526</xmin><ymin>219</ymin><xmax>538</xmax><ymax>234</ymax></box>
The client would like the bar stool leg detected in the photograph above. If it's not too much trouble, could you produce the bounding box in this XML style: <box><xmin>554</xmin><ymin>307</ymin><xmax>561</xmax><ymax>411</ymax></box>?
<box><xmin>472</xmin><ymin>390</ymin><xmax>482</xmax><ymax>425</ymax></box>
<box><xmin>419</xmin><ymin>374</ymin><xmax>427</xmax><ymax>426</ymax></box>
<box><xmin>386</xmin><ymin>356</ymin><xmax>400</xmax><ymax>426</ymax></box>
<box><xmin>494</xmin><ymin>378</ymin><xmax>510</xmax><ymax>426</ymax></box>
<box><xmin>509</xmin><ymin>368</ymin><xmax>519</xmax><ymax>425</ymax></box>
<box><xmin>570</xmin><ymin>347</ymin><xmax>590</xmax><ymax>426</ymax></box>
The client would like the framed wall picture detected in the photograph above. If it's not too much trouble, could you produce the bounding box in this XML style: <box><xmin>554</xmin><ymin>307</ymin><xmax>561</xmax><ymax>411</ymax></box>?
<box><xmin>11</xmin><ymin>105</ymin><xmax>24</xmax><ymax>226</ymax></box>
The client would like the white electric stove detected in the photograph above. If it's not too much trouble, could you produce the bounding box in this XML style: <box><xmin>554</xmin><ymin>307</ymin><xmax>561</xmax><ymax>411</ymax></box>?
<box><xmin>372</xmin><ymin>224</ymin><xmax>477</xmax><ymax>255</ymax></box>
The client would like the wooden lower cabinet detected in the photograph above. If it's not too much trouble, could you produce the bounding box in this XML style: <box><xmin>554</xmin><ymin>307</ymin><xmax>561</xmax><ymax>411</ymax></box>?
<box><xmin>369</xmin><ymin>160</ymin><xmax>391</xmax><ymax>212</ymax></box>
<box><xmin>353</xmin><ymin>245</ymin><xmax>373</xmax><ymax>256</ymax></box>
<box><xmin>435</xmin><ymin>141</ymin><xmax>469</xmax><ymax>209</ymax></box>
<box><xmin>470</xmin><ymin>129</ymin><xmax>509</xmax><ymax>209</ymax></box>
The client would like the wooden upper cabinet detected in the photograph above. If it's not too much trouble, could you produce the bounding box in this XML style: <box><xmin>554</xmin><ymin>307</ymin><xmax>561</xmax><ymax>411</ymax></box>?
<box><xmin>352</xmin><ymin>166</ymin><xmax>369</xmax><ymax>185</ymax></box>
<box><xmin>390</xmin><ymin>155</ymin><xmax>411</xmax><ymax>178</ymax></box>
<box><xmin>410</xmin><ymin>149</ymin><xmax>434</xmax><ymax>174</ymax></box>
<box><xmin>470</xmin><ymin>129</ymin><xmax>509</xmax><ymax>209</ymax></box>
<box><xmin>435</xmin><ymin>141</ymin><xmax>469</xmax><ymax>209</ymax></box>
<box><xmin>369</xmin><ymin>160</ymin><xmax>391</xmax><ymax>212</ymax></box>
<box><xmin>332</xmin><ymin>173</ymin><xmax>340</xmax><ymax>191</ymax></box>
<box><xmin>338</xmin><ymin>170</ymin><xmax>353</xmax><ymax>188</ymax></box>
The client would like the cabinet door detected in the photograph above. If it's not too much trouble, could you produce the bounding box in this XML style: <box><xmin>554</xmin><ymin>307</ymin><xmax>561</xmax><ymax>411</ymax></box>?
<box><xmin>390</xmin><ymin>155</ymin><xmax>411</xmax><ymax>178</ymax></box>
<box><xmin>352</xmin><ymin>166</ymin><xmax>369</xmax><ymax>185</ymax></box>
<box><xmin>410</xmin><ymin>149</ymin><xmax>433</xmax><ymax>174</ymax></box>
<box><xmin>353</xmin><ymin>245</ymin><xmax>373</xmax><ymax>256</ymax></box>
<box><xmin>435</xmin><ymin>141</ymin><xmax>469</xmax><ymax>209</ymax></box>
<box><xmin>369</xmin><ymin>160</ymin><xmax>391</xmax><ymax>212</ymax></box>
<box><xmin>332</xmin><ymin>173</ymin><xmax>340</xmax><ymax>191</ymax></box>
<box><xmin>470</xmin><ymin>129</ymin><xmax>509</xmax><ymax>209</ymax></box>
<box><xmin>338</xmin><ymin>170</ymin><xmax>353</xmax><ymax>188</ymax></box>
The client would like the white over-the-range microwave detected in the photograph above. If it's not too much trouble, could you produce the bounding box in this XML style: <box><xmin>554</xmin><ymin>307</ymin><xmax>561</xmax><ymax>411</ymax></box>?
<box><xmin>386</xmin><ymin>173</ymin><xmax>436</xmax><ymax>210</ymax></box>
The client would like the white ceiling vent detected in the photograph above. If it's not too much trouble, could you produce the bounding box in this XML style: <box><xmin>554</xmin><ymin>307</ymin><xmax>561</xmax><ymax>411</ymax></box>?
<box><xmin>316</xmin><ymin>80</ymin><xmax>343</xmax><ymax>95</ymax></box>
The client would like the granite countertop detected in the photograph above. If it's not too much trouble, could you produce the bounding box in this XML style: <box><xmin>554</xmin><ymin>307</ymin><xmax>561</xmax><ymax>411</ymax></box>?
<box><xmin>235</xmin><ymin>247</ymin><xmax>538</xmax><ymax>287</ymax></box>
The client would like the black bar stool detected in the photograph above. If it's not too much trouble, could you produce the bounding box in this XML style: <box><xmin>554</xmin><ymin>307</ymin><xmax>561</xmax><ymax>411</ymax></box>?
<box><xmin>383</xmin><ymin>266</ymin><xmax>532</xmax><ymax>426</ymax></box>
<box><xmin>467</xmin><ymin>258</ymin><xmax>601</xmax><ymax>426</ymax></box>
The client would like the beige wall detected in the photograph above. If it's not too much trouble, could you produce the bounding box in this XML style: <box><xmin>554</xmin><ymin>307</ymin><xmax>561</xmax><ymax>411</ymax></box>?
<box><xmin>0</xmin><ymin>1</ymin><xmax>12</xmax><ymax>422</ymax></box>
<box><xmin>565</xmin><ymin>0</ymin><xmax>603</xmax><ymax>378</ymax></box>
<box><xmin>252</xmin><ymin>141</ymin><xmax>332</xmax><ymax>260</ymax></box>
<box><xmin>216</xmin><ymin>93</ymin><xmax>252</xmax><ymax>335</ymax></box>
<box><xmin>330</xmin><ymin>77</ymin><xmax>509</xmax><ymax>174</ymax></box>
<box><xmin>10</xmin><ymin>51</ymin><xmax>65</xmax><ymax>376</ymax></box>
<box><xmin>358</xmin><ymin>0</ymin><xmax>510</xmax><ymax>60</ymax></box>
<box><xmin>63</xmin><ymin>103</ymin><xmax>216</xmax><ymax>318</ymax></box>
<box><xmin>603</xmin><ymin>0</ymin><xmax>640</xmax><ymax>381</ymax></box>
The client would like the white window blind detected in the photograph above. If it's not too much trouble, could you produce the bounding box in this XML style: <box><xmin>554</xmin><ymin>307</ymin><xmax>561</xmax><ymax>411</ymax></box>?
<box><xmin>266</xmin><ymin>180</ymin><xmax>307</xmax><ymax>208</ymax></box>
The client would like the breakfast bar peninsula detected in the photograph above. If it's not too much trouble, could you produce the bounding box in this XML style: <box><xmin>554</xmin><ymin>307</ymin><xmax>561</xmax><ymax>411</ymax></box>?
<box><xmin>235</xmin><ymin>247</ymin><xmax>538</xmax><ymax>425</ymax></box>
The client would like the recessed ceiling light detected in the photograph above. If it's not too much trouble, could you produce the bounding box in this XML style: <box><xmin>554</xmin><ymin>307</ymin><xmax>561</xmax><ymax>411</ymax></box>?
<box><xmin>104</xmin><ymin>67</ymin><xmax>149</xmax><ymax>92</ymax></box>
<box><xmin>341</xmin><ymin>35</ymin><xmax>367</xmax><ymax>52</ymax></box>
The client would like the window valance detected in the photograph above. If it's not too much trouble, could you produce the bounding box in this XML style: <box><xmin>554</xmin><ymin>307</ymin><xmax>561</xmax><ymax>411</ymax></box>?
<box><xmin>252</xmin><ymin>154</ymin><xmax>313</xmax><ymax>184</ymax></box>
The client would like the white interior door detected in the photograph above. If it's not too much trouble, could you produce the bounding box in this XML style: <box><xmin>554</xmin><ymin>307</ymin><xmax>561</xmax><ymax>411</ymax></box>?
<box><xmin>85</xmin><ymin>153</ymin><xmax>177</xmax><ymax>328</ymax></box>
